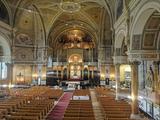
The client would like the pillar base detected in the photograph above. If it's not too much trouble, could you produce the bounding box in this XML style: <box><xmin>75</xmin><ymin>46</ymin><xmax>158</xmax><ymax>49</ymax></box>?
<box><xmin>115</xmin><ymin>96</ymin><xmax>119</xmax><ymax>101</ymax></box>
<box><xmin>130</xmin><ymin>114</ymin><xmax>142</xmax><ymax>119</ymax></box>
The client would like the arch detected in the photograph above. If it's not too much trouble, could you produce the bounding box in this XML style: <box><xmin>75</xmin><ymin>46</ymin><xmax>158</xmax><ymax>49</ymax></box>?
<box><xmin>47</xmin><ymin>11</ymin><xmax>98</xmax><ymax>46</ymax></box>
<box><xmin>130</xmin><ymin>1</ymin><xmax>160</xmax><ymax>49</ymax></box>
<box><xmin>115</xmin><ymin>0</ymin><xmax>123</xmax><ymax>19</ymax></box>
<box><xmin>115</xmin><ymin>29</ymin><xmax>126</xmax><ymax>48</ymax></box>
<box><xmin>0</xmin><ymin>0</ymin><xmax>10</xmax><ymax>24</ymax></box>
<box><xmin>32</xmin><ymin>5</ymin><xmax>47</xmax><ymax>46</ymax></box>
<box><xmin>13</xmin><ymin>3</ymin><xmax>47</xmax><ymax>47</ymax></box>
<box><xmin>47</xmin><ymin>0</ymin><xmax>114</xmax><ymax>47</ymax></box>
<box><xmin>0</xmin><ymin>33</ymin><xmax>11</xmax><ymax>62</ymax></box>
<box><xmin>68</xmin><ymin>54</ymin><xmax>82</xmax><ymax>63</ymax></box>
<box><xmin>54</xmin><ymin>27</ymin><xmax>96</xmax><ymax>49</ymax></box>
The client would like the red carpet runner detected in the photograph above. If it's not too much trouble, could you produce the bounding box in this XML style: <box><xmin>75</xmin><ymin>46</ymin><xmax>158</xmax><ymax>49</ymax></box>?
<box><xmin>47</xmin><ymin>92</ymin><xmax>73</xmax><ymax>120</ymax></box>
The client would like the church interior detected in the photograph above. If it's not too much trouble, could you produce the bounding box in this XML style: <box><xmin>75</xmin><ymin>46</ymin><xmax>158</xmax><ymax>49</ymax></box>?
<box><xmin>0</xmin><ymin>0</ymin><xmax>160</xmax><ymax>120</ymax></box>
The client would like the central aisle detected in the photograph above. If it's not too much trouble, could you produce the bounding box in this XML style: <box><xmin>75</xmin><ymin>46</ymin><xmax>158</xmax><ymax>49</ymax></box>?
<box><xmin>90</xmin><ymin>89</ymin><xmax>105</xmax><ymax>120</ymax></box>
<box><xmin>47</xmin><ymin>92</ymin><xmax>73</xmax><ymax>120</ymax></box>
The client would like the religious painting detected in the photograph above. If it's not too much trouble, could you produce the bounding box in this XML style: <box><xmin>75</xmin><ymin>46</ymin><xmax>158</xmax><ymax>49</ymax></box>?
<box><xmin>15</xmin><ymin>33</ymin><xmax>33</xmax><ymax>46</ymax></box>
<box><xmin>70</xmin><ymin>64</ymin><xmax>81</xmax><ymax>79</ymax></box>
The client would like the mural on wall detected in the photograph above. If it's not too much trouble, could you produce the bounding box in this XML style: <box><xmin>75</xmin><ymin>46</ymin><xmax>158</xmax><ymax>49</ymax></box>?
<box><xmin>15</xmin><ymin>33</ymin><xmax>33</xmax><ymax>46</ymax></box>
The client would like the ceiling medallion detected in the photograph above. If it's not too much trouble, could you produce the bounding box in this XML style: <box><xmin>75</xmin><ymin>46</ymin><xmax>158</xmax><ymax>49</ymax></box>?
<box><xmin>60</xmin><ymin>2</ymin><xmax>81</xmax><ymax>13</ymax></box>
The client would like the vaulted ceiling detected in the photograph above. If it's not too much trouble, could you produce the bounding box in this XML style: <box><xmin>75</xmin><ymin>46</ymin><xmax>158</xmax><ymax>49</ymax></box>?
<box><xmin>5</xmin><ymin>0</ymin><xmax>114</xmax><ymax>48</ymax></box>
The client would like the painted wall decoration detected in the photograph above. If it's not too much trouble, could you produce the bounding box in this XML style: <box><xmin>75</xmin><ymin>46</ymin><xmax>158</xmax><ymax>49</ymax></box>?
<box><xmin>132</xmin><ymin>34</ymin><xmax>141</xmax><ymax>50</ymax></box>
<box><xmin>15</xmin><ymin>33</ymin><xmax>33</xmax><ymax>46</ymax></box>
<box><xmin>13</xmin><ymin>47</ymin><xmax>34</xmax><ymax>61</ymax></box>
<box><xmin>142</xmin><ymin>32</ymin><xmax>156</xmax><ymax>49</ymax></box>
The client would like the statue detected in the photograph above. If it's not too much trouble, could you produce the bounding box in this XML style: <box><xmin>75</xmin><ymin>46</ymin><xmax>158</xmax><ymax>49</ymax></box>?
<box><xmin>146</xmin><ymin>66</ymin><xmax>154</xmax><ymax>90</ymax></box>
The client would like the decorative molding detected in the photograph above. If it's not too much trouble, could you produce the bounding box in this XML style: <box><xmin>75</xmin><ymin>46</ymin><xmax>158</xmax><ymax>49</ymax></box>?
<box><xmin>12</xmin><ymin>47</ymin><xmax>34</xmax><ymax>62</ymax></box>
<box><xmin>128</xmin><ymin>50</ymin><xmax>160</xmax><ymax>61</ymax></box>
<box><xmin>113</xmin><ymin>56</ymin><xmax>128</xmax><ymax>65</ymax></box>
<box><xmin>142</xmin><ymin>31</ymin><xmax>157</xmax><ymax>49</ymax></box>
<box><xmin>60</xmin><ymin>1</ymin><xmax>81</xmax><ymax>13</ymax></box>
<box><xmin>132</xmin><ymin>34</ymin><xmax>141</xmax><ymax>50</ymax></box>
<box><xmin>0</xmin><ymin>56</ymin><xmax>11</xmax><ymax>63</ymax></box>
<box><xmin>15</xmin><ymin>33</ymin><xmax>33</xmax><ymax>46</ymax></box>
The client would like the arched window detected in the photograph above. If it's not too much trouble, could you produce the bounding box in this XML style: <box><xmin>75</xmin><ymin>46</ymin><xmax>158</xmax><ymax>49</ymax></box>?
<box><xmin>0</xmin><ymin>46</ymin><xmax>7</xmax><ymax>80</ymax></box>
<box><xmin>116</xmin><ymin>0</ymin><xmax>123</xmax><ymax>19</ymax></box>
<box><xmin>0</xmin><ymin>46</ymin><xmax>3</xmax><ymax>56</ymax></box>
<box><xmin>0</xmin><ymin>62</ymin><xmax>7</xmax><ymax>80</ymax></box>
<box><xmin>0</xmin><ymin>1</ymin><xmax>9</xmax><ymax>24</ymax></box>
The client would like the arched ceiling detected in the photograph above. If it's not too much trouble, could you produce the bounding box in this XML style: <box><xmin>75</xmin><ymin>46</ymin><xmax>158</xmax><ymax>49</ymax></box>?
<box><xmin>142</xmin><ymin>11</ymin><xmax>160</xmax><ymax>50</ymax></box>
<box><xmin>6</xmin><ymin>0</ymin><xmax>113</xmax><ymax>47</ymax></box>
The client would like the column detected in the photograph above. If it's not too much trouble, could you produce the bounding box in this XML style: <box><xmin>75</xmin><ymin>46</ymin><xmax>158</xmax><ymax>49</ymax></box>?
<box><xmin>92</xmin><ymin>69</ymin><xmax>94</xmax><ymax>80</ymax></box>
<box><xmin>5</xmin><ymin>63</ymin><xmax>11</xmax><ymax>94</ymax></box>
<box><xmin>6</xmin><ymin>63</ymin><xmax>13</xmax><ymax>84</ymax></box>
<box><xmin>130</xmin><ymin>61</ymin><xmax>140</xmax><ymax>119</ymax></box>
<box><xmin>67</xmin><ymin>65</ymin><xmax>69</xmax><ymax>80</ymax></box>
<box><xmin>82</xmin><ymin>67</ymin><xmax>84</xmax><ymax>80</ymax></box>
<box><xmin>115</xmin><ymin>64</ymin><xmax>120</xmax><ymax>100</ymax></box>
<box><xmin>153</xmin><ymin>61</ymin><xmax>159</xmax><ymax>91</ymax></box>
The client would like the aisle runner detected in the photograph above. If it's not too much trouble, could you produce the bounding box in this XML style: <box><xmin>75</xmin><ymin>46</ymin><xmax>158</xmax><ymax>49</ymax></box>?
<box><xmin>47</xmin><ymin>92</ymin><xmax>73</xmax><ymax>120</ymax></box>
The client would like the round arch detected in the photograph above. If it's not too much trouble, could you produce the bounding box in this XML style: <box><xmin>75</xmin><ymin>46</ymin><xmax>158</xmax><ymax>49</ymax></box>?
<box><xmin>0</xmin><ymin>33</ymin><xmax>11</xmax><ymax>62</ymax></box>
<box><xmin>130</xmin><ymin>1</ymin><xmax>160</xmax><ymax>49</ymax></box>
<box><xmin>0</xmin><ymin>0</ymin><xmax>11</xmax><ymax>25</ymax></box>
<box><xmin>68</xmin><ymin>54</ymin><xmax>82</xmax><ymax>63</ymax></box>
<box><xmin>115</xmin><ymin>28</ymin><xmax>126</xmax><ymax>48</ymax></box>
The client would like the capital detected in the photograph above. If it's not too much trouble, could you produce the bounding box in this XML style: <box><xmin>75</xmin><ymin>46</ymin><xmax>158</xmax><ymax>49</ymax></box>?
<box><xmin>129</xmin><ymin>61</ymin><xmax>141</xmax><ymax>66</ymax></box>
<box><xmin>153</xmin><ymin>61</ymin><xmax>159</xmax><ymax>65</ymax></box>
<box><xmin>115</xmin><ymin>63</ymin><xmax>121</xmax><ymax>66</ymax></box>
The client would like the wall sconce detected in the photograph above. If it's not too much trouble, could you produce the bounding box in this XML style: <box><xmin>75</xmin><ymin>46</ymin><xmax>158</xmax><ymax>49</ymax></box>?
<box><xmin>32</xmin><ymin>73</ymin><xmax>38</xmax><ymax>80</ymax></box>
<box><xmin>110</xmin><ymin>74</ymin><xmax>115</xmax><ymax>80</ymax></box>
<box><xmin>101</xmin><ymin>74</ymin><xmax>105</xmax><ymax>80</ymax></box>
